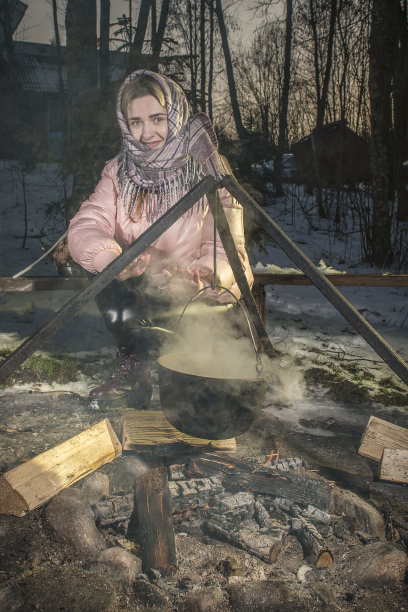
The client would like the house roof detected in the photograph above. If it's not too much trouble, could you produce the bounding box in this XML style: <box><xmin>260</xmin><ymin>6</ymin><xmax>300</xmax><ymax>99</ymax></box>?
<box><xmin>11</xmin><ymin>41</ymin><xmax>66</xmax><ymax>93</ymax></box>
<box><xmin>14</xmin><ymin>43</ymin><xmax>66</xmax><ymax>93</ymax></box>
<box><xmin>9</xmin><ymin>41</ymin><xmax>130</xmax><ymax>94</ymax></box>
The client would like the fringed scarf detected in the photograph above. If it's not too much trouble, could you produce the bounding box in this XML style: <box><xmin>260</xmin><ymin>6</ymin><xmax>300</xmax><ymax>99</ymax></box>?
<box><xmin>116</xmin><ymin>69</ymin><xmax>230</xmax><ymax>223</ymax></box>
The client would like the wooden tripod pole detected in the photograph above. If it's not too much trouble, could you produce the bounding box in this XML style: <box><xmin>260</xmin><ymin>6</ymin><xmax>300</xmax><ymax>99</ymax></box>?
<box><xmin>221</xmin><ymin>174</ymin><xmax>408</xmax><ymax>387</ymax></box>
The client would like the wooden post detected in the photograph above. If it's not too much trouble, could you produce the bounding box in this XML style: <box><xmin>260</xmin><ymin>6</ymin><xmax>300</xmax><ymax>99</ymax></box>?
<box><xmin>134</xmin><ymin>466</ymin><xmax>177</xmax><ymax>575</ymax></box>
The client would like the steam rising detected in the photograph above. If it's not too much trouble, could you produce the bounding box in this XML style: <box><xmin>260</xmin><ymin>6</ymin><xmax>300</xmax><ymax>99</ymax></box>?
<box><xmin>267</xmin><ymin>357</ymin><xmax>306</xmax><ymax>405</ymax></box>
<box><xmin>160</xmin><ymin>300</ymin><xmax>263</xmax><ymax>380</ymax></box>
<box><xmin>158</xmin><ymin>299</ymin><xmax>307</xmax><ymax>408</ymax></box>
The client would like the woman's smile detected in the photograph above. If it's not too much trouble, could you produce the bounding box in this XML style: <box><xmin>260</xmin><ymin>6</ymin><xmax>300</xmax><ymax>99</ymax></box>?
<box><xmin>127</xmin><ymin>95</ymin><xmax>168</xmax><ymax>148</ymax></box>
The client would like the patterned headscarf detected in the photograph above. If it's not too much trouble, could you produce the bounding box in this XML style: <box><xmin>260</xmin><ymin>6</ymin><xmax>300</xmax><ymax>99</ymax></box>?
<box><xmin>116</xmin><ymin>69</ymin><xmax>229</xmax><ymax>222</ymax></box>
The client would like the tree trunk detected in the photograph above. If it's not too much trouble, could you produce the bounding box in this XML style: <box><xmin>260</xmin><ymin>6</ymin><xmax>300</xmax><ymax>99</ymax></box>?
<box><xmin>310</xmin><ymin>0</ymin><xmax>338</xmax><ymax>217</ymax></box>
<box><xmin>99</xmin><ymin>0</ymin><xmax>111</xmax><ymax>91</ymax></box>
<box><xmin>215</xmin><ymin>0</ymin><xmax>249</xmax><ymax>141</ymax></box>
<box><xmin>151</xmin><ymin>0</ymin><xmax>170</xmax><ymax>70</ymax></box>
<box><xmin>316</xmin><ymin>0</ymin><xmax>337</xmax><ymax>128</ymax></box>
<box><xmin>395</xmin><ymin>1</ymin><xmax>408</xmax><ymax>221</ymax></box>
<box><xmin>368</xmin><ymin>0</ymin><xmax>398</xmax><ymax>266</ymax></box>
<box><xmin>275</xmin><ymin>0</ymin><xmax>293</xmax><ymax>197</ymax></box>
<box><xmin>52</xmin><ymin>0</ymin><xmax>65</xmax><ymax>97</ymax></box>
<box><xmin>1</xmin><ymin>0</ymin><xmax>15</xmax><ymax>72</ymax></box>
<box><xmin>188</xmin><ymin>0</ymin><xmax>199</xmax><ymax>112</ymax></box>
<box><xmin>200</xmin><ymin>0</ymin><xmax>206</xmax><ymax>112</ymax></box>
<box><xmin>65</xmin><ymin>0</ymin><xmax>99</xmax><ymax>221</ymax></box>
<box><xmin>151</xmin><ymin>0</ymin><xmax>157</xmax><ymax>44</ymax></box>
<box><xmin>208</xmin><ymin>0</ymin><xmax>214</xmax><ymax>122</ymax></box>
<box><xmin>127</xmin><ymin>0</ymin><xmax>152</xmax><ymax>73</ymax></box>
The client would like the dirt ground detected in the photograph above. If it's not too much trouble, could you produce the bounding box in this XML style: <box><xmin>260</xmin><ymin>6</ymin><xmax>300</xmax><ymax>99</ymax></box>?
<box><xmin>0</xmin><ymin>385</ymin><xmax>407</xmax><ymax>611</ymax></box>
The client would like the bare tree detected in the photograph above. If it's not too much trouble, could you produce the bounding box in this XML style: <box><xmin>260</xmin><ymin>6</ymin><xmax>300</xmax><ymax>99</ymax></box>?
<box><xmin>200</xmin><ymin>0</ymin><xmax>206</xmax><ymax>111</ymax></box>
<box><xmin>166</xmin><ymin>0</ymin><xmax>224</xmax><ymax>117</ymax></box>
<box><xmin>188</xmin><ymin>0</ymin><xmax>199</xmax><ymax>111</ymax></box>
<box><xmin>64</xmin><ymin>0</ymin><xmax>99</xmax><ymax>220</ymax></box>
<box><xmin>215</xmin><ymin>0</ymin><xmax>249</xmax><ymax>140</ymax></box>
<box><xmin>235</xmin><ymin>22</ymin><xmax>287</xmax><ymax>146</ymax></box>
<box><xmin>208</xmin><ymin>0</ymin><xmax>215</xmax><ymax>121</ymax></box>
<box><xmin>394</xmin><ymin>0</ymin><xmax>408</xmax><ymax>220</ymax></box>
<box><xmin>327</xmin><ymin>1</ymin><xmax>371</xmax><ymax>135</ymax></box>
<box><xmin>99</xmin><ymin>0</ymin><xmax>110</xmax><ymax>90</ymax></box>
<box><xmin>127</xmin><ymin>0</ymin><xmax>153</xmax><ymax>72</ymax></box>
<box><xmin>314</xmin><ymin>0</ymin><xmax>337</xmax><ymax>127</ymax></box>
<box><xmin>151</xmin><ymin>0</ymin><xmax>171</xmax><ymax>70</ymax></box>
<box><xmin>368</xmin><ymin>0</ymin><xmax>399</xmax><ymax>266</ymax></box>
<box><xmin>275</xmin><ymin>0</ymin><xmax>293</xmax><ymax>196</ymax></box>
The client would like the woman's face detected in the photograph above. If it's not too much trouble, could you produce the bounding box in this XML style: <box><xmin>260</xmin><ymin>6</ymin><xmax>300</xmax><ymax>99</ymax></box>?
<box><xmin>127</xmin><ymin>95</ymin><xmax>168</xmax><ymax>149</ymax></box>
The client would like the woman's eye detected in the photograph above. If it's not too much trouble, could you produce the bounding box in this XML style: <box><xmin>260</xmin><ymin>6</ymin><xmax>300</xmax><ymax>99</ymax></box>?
<box><xmin>154</xmin><ymin>116</ymin><xmax>165</xmax><ymax>123</ymax></box>
<box><xmin>130</xmin><ymin>120</ymin><xmax>141</xmax><ymax>127</ymax></box>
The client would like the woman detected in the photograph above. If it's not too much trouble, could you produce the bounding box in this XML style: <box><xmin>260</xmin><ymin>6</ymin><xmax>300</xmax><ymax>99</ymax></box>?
<box><xmin>68</xmin><ymin>69</ymin><xmax>253</xmax><ymax>408</ymax></box>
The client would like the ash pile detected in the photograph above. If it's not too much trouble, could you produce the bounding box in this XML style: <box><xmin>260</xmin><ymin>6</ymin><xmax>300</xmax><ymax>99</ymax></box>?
<box><xmin>34</xmin><ymin>450</ymin><xmax>406</xmax><ymax>611</ymax></box>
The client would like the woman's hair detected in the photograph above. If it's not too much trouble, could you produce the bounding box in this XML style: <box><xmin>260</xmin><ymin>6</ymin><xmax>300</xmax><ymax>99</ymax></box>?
<box><xmin>121</xmin><ymin>74</ymin><xmax>166</xmax><ymax>118</ymax></box>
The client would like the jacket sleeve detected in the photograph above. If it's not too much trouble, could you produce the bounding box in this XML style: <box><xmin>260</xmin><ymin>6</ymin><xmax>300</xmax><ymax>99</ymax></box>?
<box><xmin>190</xmin><ymin>186</ymin><xmax>254</xmax><ymax>301</ymax></box>
<box><xmin>68</xmin><ymin>162</ymin><xmax>122</xmax><ymax>274</ymax></box>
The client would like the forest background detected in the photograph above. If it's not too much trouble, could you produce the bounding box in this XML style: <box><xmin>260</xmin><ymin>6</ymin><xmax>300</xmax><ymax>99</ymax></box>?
<box><xmin>1</xmin><ymin>0</ymin><xmax>408</xmax><ymax>272</ymax></box>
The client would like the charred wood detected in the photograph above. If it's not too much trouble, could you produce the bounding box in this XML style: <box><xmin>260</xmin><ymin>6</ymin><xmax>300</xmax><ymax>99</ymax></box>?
<box><xmin>271</xmin><ymin>496</ymin><xmax>303</xmax><ymax>518</ymax></box>
<box><xmin>134</xmin><ymin>466</ymin><xmax>177</xmax><ymax>575</ymax></box>
<box><xmin>229</xmin><ymin>472</ymin><xmax>332</xmax><ymax>511</ymax></box>
<box><xmin>92</xmin><ymin>493</ymin><xmax>134</xmax><ymax>527</ymax></box>
<box><xmin>254</xmin><ymin>457</ymin><xmax>307</xmax><ymax>474</ymax></box>
<box><xmin>187</xmin><ymin>453</ymin><xmax>332</xmax><ymax>510</ymax></box>
<box><xmin>204</xmin><ymin>517</ymin><xmax>286</xmax><ymax>564</ymax></box>
<box><xmin>168</xmin><ymin>477</ymin><xmax>223</xmax><ymax>507</ymax></box>
<box><xmin>301</xmin><ymin>504</ymin><xmax>331</xmax><ymax>525</ymax></box>
<box><xmin>290</xmin><ymin>516</ymin><xmax>334</xmax><ymax>568</ymax></box>
<box><xmin>254</xmin><ymin>500</ymin><xmax>272</xmax><ymax>529</ymax></box>
<box><xmin>167</xmin><ymin>465</ymin><xmax>188</xmax><ymax>481</ymax></box>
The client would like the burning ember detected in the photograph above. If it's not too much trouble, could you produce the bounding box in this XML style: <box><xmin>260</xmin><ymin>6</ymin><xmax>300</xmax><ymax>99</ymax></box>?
<box><xmin>263</xmin><ymin>447</ymin><xmax>281</xmax><ymax>465</ymax></box>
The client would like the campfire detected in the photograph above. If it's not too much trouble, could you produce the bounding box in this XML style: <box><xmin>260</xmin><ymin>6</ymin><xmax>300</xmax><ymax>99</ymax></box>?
<box><xmin>0</xmin><ymin>403</ymin><xmax>407</xmax><ymax>611</ymax></box>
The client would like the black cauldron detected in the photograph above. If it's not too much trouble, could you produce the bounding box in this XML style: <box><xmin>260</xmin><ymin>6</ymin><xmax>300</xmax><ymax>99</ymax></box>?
<box><xmin>158</xmin><ymin>351</ymin><xmax>268</xmax><ymax>439</ymax></box>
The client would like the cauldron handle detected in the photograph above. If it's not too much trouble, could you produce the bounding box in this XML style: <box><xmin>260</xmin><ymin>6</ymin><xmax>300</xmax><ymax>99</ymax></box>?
<box><xmin>175</xmin><ymin>285</ymin><xmax>264</xmax><ymax>376</ymax></box>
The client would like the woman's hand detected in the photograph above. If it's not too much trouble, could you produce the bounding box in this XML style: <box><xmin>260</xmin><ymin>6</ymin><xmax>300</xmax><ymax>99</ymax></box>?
<box><xmin>157</xmin><ymin>267</ymin><xmax>204</xmax><ymax>295</ymax></box>
<box><xmin>117</xmin><ymin>254</ymin><xmax>151</xmax><ymax>281</ymax></box>
<box><xmin>155</xmin><ymin>267</ymin><xmax>226</xmax><ymax>301</ymax></box>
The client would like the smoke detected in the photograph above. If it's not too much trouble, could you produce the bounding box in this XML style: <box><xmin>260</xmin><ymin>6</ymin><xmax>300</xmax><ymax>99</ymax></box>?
<box><xmin>110</xmin><ymin>456</ymin><xmax>150</xmax><ymax>493</ymax></box>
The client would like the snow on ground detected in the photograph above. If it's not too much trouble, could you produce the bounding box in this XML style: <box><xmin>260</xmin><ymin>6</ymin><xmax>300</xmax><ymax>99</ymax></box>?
<box><xmin>0</xmin><ymin>162</ymin><xmax>407</xmax><ymax>431</ymax></box>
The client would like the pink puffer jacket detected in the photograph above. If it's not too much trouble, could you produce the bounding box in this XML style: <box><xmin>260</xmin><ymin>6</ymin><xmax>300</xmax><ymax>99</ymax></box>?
<box><xmin>68</xmin><ymin>160</ymin><xmax>253</xmax><ymax>299</ymax></box>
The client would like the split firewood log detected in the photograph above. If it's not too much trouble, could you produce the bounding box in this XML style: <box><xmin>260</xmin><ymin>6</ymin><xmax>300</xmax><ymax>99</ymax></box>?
<box><xmin>290</xmin><ymin>516</ymin><xmax>334</xmax><ymax>568</ymax></box>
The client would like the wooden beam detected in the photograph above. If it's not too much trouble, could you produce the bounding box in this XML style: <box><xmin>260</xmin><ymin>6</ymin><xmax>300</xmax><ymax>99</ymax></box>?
<box><xmin>252</xmin><ymin>273</ymin><xmax>408</xmax><ymax>287</ymax></box>
<box><xmin>0</xmin><ymin>276</ymin><xmax>89</xmax><ymax>292</ymax></box>
<box><xmin>2</xmin><ymin>273</ymin><xmax>408</xmax><ymax>293</ymax></box>
<box><xmin>0</xmin><ymin>419</ymin><xmax>121</xmax><ymax>517</ymax></box>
